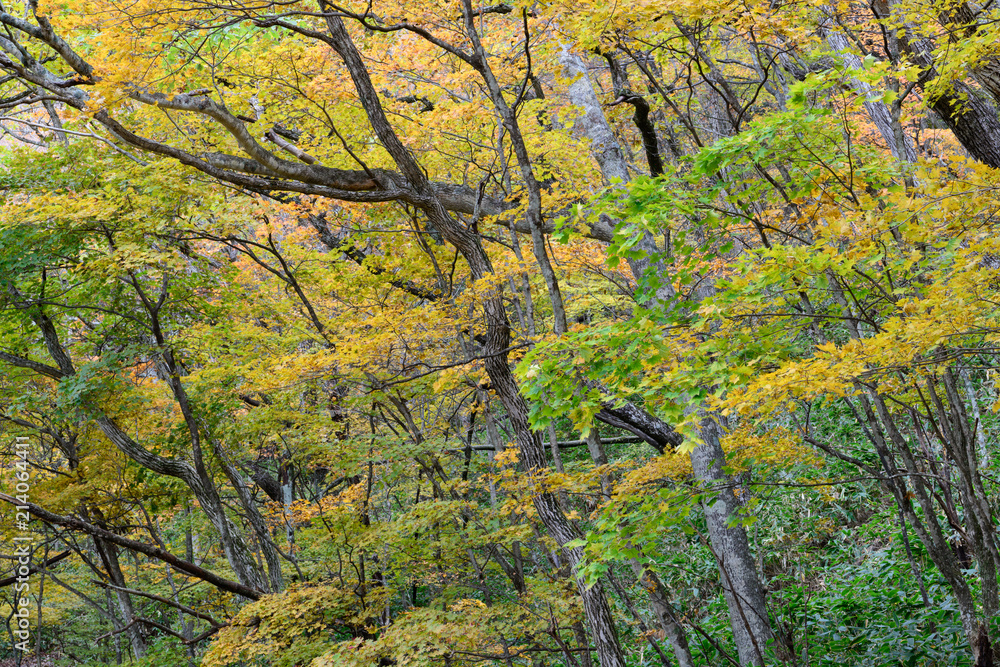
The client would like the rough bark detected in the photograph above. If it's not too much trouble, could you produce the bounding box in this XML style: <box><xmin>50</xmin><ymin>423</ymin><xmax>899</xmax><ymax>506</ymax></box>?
<box><xmin>84</xmin><ymin>510</ymin><xmax>147</xmax><ymax>660</ymax></box>
<box><xmin>217</xmin><ymin>447</ymin><xmax>285</xmax><ymax>593</ymax></box>
<box><xmin>0</xmin><ymin>8</ymin><xmax>792</xmax><ymax>663</ymax></box>
<box><xmin>870</xmin><ymin>0</ymin><xmax>1000</xmax><ymax>168</ymax></box>
<box><xmin>823</xmin><ymin>27</ymin><xmax>917</xmax><ymax>162</ymax></box>
<box><xmin>855</xmin><ymin>390</ymin><xmax>984</xmax><ymax>656</ymax></box>
<box><xmin>927</xmin><ymin>85</ymin><xmax>1000</xmax><ymax>168</ymax></box>
<box><xmin>95</xmin><ymin>412</ymin><xmax>269</xmax><ymax>595</ymax></box>
<box><xmin>0</xmin><ymin>282</ymin><xmax>271</xmax><ymax>595</ymax></box>
<box><xmin>689</xmin><ymin>414</ymin><xmax>774</xmax><ymax>665</ymax></box>
<box><xmin>468</xmin><ymin>9</ymin><xmax>568</xmax><ymax>334</ymax></box>
<box><xmin>596</xmin><ymin>398</ymin><xmax>684</xmax><ymax>453</ymax></box>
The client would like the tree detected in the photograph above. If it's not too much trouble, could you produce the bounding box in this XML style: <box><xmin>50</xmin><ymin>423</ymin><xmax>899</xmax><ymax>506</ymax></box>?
<box><xmin>2</xmin><ymin>0</ymin><xmax>1000</xmax><ymax>665</ymax></box>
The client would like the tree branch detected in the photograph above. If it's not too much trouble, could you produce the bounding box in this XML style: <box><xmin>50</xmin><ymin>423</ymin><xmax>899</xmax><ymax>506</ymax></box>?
<box><xmin>0</xmin><ymin>494</ymin><xmax>263</xmax><ymax>600</ymax></box>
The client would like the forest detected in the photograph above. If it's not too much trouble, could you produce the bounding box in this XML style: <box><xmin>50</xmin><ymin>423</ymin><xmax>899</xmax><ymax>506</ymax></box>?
<box><xmin>1</xmin><ymin>0</ymin><xmax>1000</xmax><ymax>665</ymax></box>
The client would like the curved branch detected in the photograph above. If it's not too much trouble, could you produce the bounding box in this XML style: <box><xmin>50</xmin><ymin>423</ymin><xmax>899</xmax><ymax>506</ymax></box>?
<box><xmin>0</xmin><ymin>350</ymin><xmax>65</xmax><ymax>380</ymax></box>
<box><xmin>0</xmin><ymin>493</ymin><xmax>263</xmax><ymax>600</ymax></box>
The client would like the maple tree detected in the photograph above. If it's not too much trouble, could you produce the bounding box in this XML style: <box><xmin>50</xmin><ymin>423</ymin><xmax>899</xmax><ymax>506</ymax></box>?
<box><xmin>1</xmin><ymin>0</ymin><xmax>1000</xmax><ymax>666</ymax></box>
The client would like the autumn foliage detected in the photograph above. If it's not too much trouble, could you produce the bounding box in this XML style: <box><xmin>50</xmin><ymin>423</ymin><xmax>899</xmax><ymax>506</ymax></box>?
<box><xmin>1</xmin><ymin>0</ymin><xmax>1000</xmax><ymax>666</ymax></box>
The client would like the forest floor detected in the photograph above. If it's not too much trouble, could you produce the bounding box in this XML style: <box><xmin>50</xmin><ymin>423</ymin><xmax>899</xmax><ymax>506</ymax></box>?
<box><xmin>0</xmin><ymin>652</ymin><xmax>62</xmax><ymax>667</ymax></box>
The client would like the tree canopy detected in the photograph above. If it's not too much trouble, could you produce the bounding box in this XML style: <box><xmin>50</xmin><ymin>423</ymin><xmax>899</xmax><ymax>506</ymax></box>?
<box><xmin>2</xmin><ymin>0</ymin><xmax>1000</xmax><ymax>666</ymax></box>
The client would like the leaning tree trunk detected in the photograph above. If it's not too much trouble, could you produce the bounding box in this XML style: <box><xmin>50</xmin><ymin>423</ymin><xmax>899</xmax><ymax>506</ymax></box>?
<box><xmin>628</xmin><ymin>558</ymin><xmax>695</xmax><ymax>667</ymax></box>
<box><xmin>871</xmin><ymin>0</ymin><xmax>1000</xmax><ymax>168</ymax></box>
<box><xmin>823</xmin><ymin>26</ymin><xmax>917</xmax><ymax>162</ymax></box>
<box><xmin>84</xmin><ymin>508</ymin><xmax>147</xmax><ymax>659</ymax></box>
<box><xmin>320</xmin><ymin>9</ymin><xmax>629</xmax><ymax>667</ymax></box>
<box><xmin>9</xmin><ymin>282</ymin><xmax>271</xmax><ymax>596</ymax></box>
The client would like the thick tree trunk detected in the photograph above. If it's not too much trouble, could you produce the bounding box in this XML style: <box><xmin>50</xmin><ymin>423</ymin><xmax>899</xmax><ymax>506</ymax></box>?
<box><xmin>926</xmin><ymin>87</ymin><xmax>1000</xmax><ymax>168</ymax></box>
<box><xmin>871</xmin><ymin>0</ymin><xmax>1000</xmax><ymax>168</ymax></box>
<box><xmin>936</xmin><ymin>2</ymin><xmax>1000</xmax><ymax>112</ymax></box>
<box><xmin>559</xmin><ymin>46</ymin><xmax>632</xmax><ymax>185</ymax></box>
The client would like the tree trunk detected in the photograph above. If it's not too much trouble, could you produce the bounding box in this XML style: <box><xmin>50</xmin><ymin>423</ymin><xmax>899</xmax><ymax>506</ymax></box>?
<box><xmin>629</xmin><ymin>560</ymin><xmax>695</xmax><ymax>667</ymax></box>
<box><xmin>823</xmin><ymin>27</ymin><xmax>917</xmax><ymax>162</ymax></box>
<box><xmin>557</xmin><ymin>41</ymin><xmax>774</xmax><ymax>665</ymax></box>
<box><xmin>320</xmin><ymin>9</ymin><xmax>629</xmax><ymax>666</ymax></box>
<box><xmin>84</xmin><ymin>509</ymin><xmax>146</xmax><ymax>659</ymax></box>
<box><xmin>559</xmin><ymin>45</ymin><xmax>632</xmax><ymax>185</ymax></box>
<box><xmin>4</xmin><ymin>286</ymin><xmax>270</xmax><ymax>597</ymax></box>
<box><xmin>559</xmin><ymin>45</ymin><xmax>675</xmax><ymax>309</ymax></box>
<box><xmin>689</xmin><ymin>414</ymin><xmax>773</xmax><ymax>665</ymax></box>
<box><xmin>871</xmin><ymin>0</ymin><xmax>1000</xmax><ymax>168</ymax></box>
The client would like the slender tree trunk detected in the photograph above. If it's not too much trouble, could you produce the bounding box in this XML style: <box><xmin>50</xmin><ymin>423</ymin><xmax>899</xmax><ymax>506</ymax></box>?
<box><xmin>857</xmin><ymin>390</ymin><xmax>985</xmax><ymax>657</ymax></box>
<box><xmin>559</xmin><ymin>45</ymin><xmax>676</xmax><ymax>308</ymax></box>
<box><xmin>320</xmin><ymin>9</ymin><xmax>629</xmax><ymax>667</ymax></box>
<box><xmin>85</xmin><ymin>509</ymin><xmax>146</xmax><ymax>659</ymax></box>
<box><xmin>822</xmin><ymin>27</ymin><xmax>917</xmax><ymax>161</ymax></box>
<box><xmin>464</xmin><ymin>7</ymin><xmax>568</xmax><ymax>334</ymax></box>
<box><xmin>585</xmin><ymin>428</ymin><xmax>612</xmax><ymax>499</ymax></box>
<box><xmin>210</xmin><ymin>433</ymin><xmax>285</xmax><ymax>593</ymax></box>
<box><xmin>629</xmin><ymin>560</ymin><xmax>695</xmax><ymax>667</ymax></box>
<box><xmin>9</xmin><ymin>284</ymin><xmax>271</xmax><ymax>597</ymax></box>
<box><xmin>557</xmin><ymin>41</ymin><xmax>774</xmax><ymax>665</ymax></box>
<box><xmin>689</xmin><ymin>414</ymin><xmax>773</xmax><ymax>665</ymax></box>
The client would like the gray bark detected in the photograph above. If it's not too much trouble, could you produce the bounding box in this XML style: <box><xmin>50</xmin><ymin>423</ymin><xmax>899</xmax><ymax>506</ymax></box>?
<box><xmin>466</xmin><ymin>14</ymin><xmax>568</xmax><ymax>334</ymax></box>
<box><xmin>871</xmin><ymin>0</ymin><xmax>1000</xmax><ymax>168</ymax></box>
<box><xmin>558</xmin><ymin>46</ymin><xmax>675</xmax><ymax>308</ymax></box>
<box><xmin>823</xmin><ymin>28</ymin><xmax>917</xmax><ymax>162</ymax></box>
<box><xmin>89</xmin><ymin>530</ymin><xmax>146</xmax><ymax>659</ymax></box>
<box><xmin>559</xmin><ymin>43</ymin><xmax>774</xmax><ymax>665</ymax></box>
<box><xmin>94</xmin><ymin>415</ymin><xmax>269</xmax><ymax>595</ymax></box>
<box><xmin>585</xmin><ymin>428</ymin><xmax>611</xmax><ymax>499</ymax></box>
<box><xmin>689</xmin><ymin>414</ymin><xmax>773</xmax><ymax>665</ymax></box>
<box><xmin>858</xmin><ymin>390</ymin><xmax>982</xmax><ymax>654</ymax></box>
<box><xmin>0</xmin><ymin>492</ymin><xmax>262</xmax><ymax>600</ymax></box>
<box><xmin>629</xmin><ymin>560</ymin><xmax>694</xmax><ymax>667</ymax></box>
<box><xmin>961</xmin><ymin>370</ymin><xmax>990</xmax><ymax>468</ymax></box>
<box><xmin>560</xmin><ymin>45</ymin><xmax>632</xmax><ymax>185</ymax></box>
<box><xmin>218</xmin><ymin>449</ymin><xmax>286</xmax><ymax>593</ymax></box>
<box><xmin>0</xmin><ymin>280</ymin><xmax>270</xmax><ymax>596</ymax></box>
